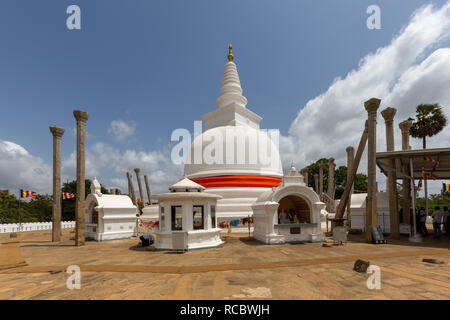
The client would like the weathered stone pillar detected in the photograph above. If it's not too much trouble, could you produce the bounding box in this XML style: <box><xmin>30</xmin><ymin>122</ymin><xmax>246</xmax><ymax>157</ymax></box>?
<box><xmin>399</xmin><ymin>119</ymin><xmax>413</xmax><ymax>224</ymax></box>
<box><xmin>144</xmin><ymin>175</ymin><xmax>152</xmax><ymax>205</ymax></box>
<box><xmin>345</xmin><ymin>146</ymin><xmax>354</xmax><ymax>222</ymax></box>
<box><xmin>300</xmin><ymin>168</ymin><xmax>309</xmax><ymax>186</ymax></box>
<box><xmin>49</xmin><ymin>126</ymin><xmax>64</xmax><ymax>242</ymax></box>
<box><xmin>327</xmin><ymin>158</ymin><xmax>335</xmax><ymax>212</ymax></box>
<box><xmin>319</xmin><ymin>162</ymin><xmax>324</xmax><ymax>196</ymax></box>
<box><xmin>364</xmin><ymin>98</ymin><xmax>380</xmax><ymax>243</ymax></box>
<box><xmin>127</xmin><ymin>172</ymin><xmax>137</xmax><ymax>205</ymax></box>
<box><xmin>335</xmin><ymin>121</ymin><xmax>368</xmax><ymax>220</ymax></box>
<box><xmin>314</xmin><ymin>174</ymin><xmax>319</xmax><ymax>194</ymax></box>
<box><xmin>134</xmin><ymin>168</ymin><xmax>144</xmax><ymax>204</ymax></box>
<box><xmin>381</xmin><ymin>107</ymin><xmax>399</xmax><ymax>239</ymax></box>
<box><xmin>73</xmin><ymin>110</ymin><xmax>89</xmax><ymax>246</ymax></box>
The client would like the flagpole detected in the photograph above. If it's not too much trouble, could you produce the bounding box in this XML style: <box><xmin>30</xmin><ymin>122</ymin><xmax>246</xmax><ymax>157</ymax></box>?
<box><xmin>424</xmin><ymin>179</ymin><xmax>429</xmax><ymax>217</ymax></box>
<box><xmin>409</xmin><ymin>158</ymin><xmax>422</xmax><ymax>242</ymax></box>
<box><xmin>18</xmin><ymin>189</ymin><xmax>22</xmax><ymax>232</ymax></box>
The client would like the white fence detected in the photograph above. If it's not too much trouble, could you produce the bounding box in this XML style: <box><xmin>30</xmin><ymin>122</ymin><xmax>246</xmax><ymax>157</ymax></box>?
<box><xmin>0</xmin><ymin>221</ymin><xmax>75</xmax><ymax>233</ymax></box>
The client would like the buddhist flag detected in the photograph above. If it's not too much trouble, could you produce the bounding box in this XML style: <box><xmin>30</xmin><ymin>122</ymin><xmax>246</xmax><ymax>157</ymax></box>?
<box><xmin>421</xmin><ymin>167</ymin><xmax>437</xmax><ymax>180</ymax></box>
<box><xmin>62</xmin><ymin>192</ymin><xmax>75</xmax><ymax>199</ymax></box>
<box><xmin>424</xmin><ymin>156</ymin><xmax>440</xmax><ymax>167</ymax></box>
<box><xmin>443</xmin><ymin>183</ymin><xmax>450</xmax><ymax>193</ymax></box>
<box><xmin>20</xmin><ymin>189</ymin><xmax>36</xmax><ymax>198</ymax></box>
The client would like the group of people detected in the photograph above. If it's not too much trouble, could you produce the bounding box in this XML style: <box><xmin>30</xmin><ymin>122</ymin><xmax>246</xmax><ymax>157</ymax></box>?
<box><xmin>417</xmin><ymin>206</ymin><xmax>450</xmax><ymax>239</ymax></box>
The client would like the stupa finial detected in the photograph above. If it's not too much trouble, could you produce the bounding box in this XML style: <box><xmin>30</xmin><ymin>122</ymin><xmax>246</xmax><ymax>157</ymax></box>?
<box><xmin>227</xmin><ymin>44</ymin><xmax>234</xmax><ymax>62</ymax></box>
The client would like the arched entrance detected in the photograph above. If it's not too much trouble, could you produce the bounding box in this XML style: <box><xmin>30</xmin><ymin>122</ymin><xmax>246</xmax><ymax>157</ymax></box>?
<box><xmin>278</xmin><ymin>195</ymin><xmax>311</xmax><ymax>224</ymax></box>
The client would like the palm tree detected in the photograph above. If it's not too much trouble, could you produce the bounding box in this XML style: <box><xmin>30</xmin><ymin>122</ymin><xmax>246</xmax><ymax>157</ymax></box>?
<box><xmin>409</xmin><ymin>103</ymin><xmax>447</xmax><ymax>217</ymax></box>
<box><xmin>410</xmin><ymin>104</ymin><xmax>447</xmax><ymax>149</ymax></box>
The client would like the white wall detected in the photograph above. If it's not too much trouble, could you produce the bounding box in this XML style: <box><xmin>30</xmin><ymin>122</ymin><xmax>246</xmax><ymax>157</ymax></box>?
<box><xmin>0</xmin><ymin>221</ymin><xmax>75</xmax><ymax>233</ymax></box>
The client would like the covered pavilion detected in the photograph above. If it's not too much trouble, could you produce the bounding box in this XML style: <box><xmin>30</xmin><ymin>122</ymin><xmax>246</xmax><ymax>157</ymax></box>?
<box><xmin>376</xmin><ymin>147</ymin><xmax>450</xmax><ymax>241</ymax></box>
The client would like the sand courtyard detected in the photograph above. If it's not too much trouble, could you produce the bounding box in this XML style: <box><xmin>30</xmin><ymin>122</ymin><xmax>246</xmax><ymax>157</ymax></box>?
<box><xmin>0</xmin><ymin>229</ymin><xmax>449</xmax><ymax>300</ymax></box>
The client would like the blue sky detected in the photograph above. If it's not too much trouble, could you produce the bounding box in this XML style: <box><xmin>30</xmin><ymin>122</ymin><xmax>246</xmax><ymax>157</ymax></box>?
<box><xmin>1</xmin><ymin>0</ymin><xmax>449</xmax><ymax>196</ymax></box>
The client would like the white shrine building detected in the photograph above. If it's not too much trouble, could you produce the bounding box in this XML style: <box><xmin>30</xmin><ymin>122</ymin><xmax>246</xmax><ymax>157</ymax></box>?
<box><xmin>252</xmin><ymin>164</ymin><xmax>325</xmax><ymax>244</ymax></box>
<box><xmin>85</xmin><ymin>178</ymin><xmax>138</xmax><ymax>241</ymax></box>
<box><xmin>153</xmin><ymin>177</ymin><xmax>223</xmax><ymax>250</ymax></box>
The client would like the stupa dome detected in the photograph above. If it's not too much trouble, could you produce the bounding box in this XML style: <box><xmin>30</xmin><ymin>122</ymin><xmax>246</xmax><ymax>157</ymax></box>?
<box><xmin>184</xmin><ymin>125</ymin><xmax>283</xmax><ymax>186</ymax></box>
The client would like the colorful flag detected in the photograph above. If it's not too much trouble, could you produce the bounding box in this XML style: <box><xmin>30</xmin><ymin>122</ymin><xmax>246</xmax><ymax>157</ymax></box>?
<box><xmin>443</xmin><ymin>183</ymin><xmax>450</xmax><ymax>193</ymax></box>
<box><xmin>62</xmin><ymin>192</ymin><xmax>75</xmax><ymax>199</ymax></box>
<box><xmin>421</xmin><ymin>167</ymin><xmax>437</xmax><ymax>180</ymax></box>
<box><xmin>20</xmin><ymin>189</ymin><xmax>36</xmax><ymax>198</ymax></box>
<box><xmin>424</xmin><ymin>156</ymin><xmax>440</xmax><ymax>167</ymax></box>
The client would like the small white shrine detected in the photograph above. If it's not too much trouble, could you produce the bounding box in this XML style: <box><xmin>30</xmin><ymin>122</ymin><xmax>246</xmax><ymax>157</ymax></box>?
<box><xmin>252</xmin><ymin>164</ymin><xmax>325</xmax><ymax>244</ymax></box>
<box><xmin>153</xmin><ymin>177</ymin><xmax>224</xmax><ymax>250</ymax></box>
<box><xmin>85</xmin><ymin>178</ymin><xmax>138</xmax><ymax>241</ymax></box>
<box><xmin>349</xmin><ymin>192</ymin><xmax>391</xmax><ymax>233</ymax></box>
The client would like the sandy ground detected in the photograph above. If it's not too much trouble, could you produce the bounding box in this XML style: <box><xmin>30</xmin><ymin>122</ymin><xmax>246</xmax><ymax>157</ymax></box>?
<box><xmin>0</xmin><ymin>228</ymin><xmax>449</xmax><ymax>300</ymax></box>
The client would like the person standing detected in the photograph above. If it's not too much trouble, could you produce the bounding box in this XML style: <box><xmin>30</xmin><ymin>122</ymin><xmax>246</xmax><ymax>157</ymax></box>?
<box><xmin>418</xmin><ymin>207</ymin><xmax>428</xmax><ymax>236</ymax></box>
<box><xmin>443</xmin><ymin>206</ymin><xmax>450</xmax><ymax>236</ymax></box>
<box><xmin>431</xmin><ymin>206</ymin><xmax>443</xmax><ymax>239</ymax></box>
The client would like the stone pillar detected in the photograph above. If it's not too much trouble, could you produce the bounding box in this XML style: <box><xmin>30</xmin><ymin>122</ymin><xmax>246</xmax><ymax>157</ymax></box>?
<box><xmin>144</xmin><ymin>175</ymin><xmax>152</xmax><ymax>205</ymax></box>
<box><xmin>314</xmin><ymin>174</ymin><xmax>319</xmax><ymax>194</ymax></box>
<box><xmin>300</xmin><ymin>168</ymin><xmax>309</xmax><ymax>186</ymax></box>
<box><xmin>364</xmin><ymin>98</ymin><xmax>380</xmax><ymax>243</ymax></box>
<box><xmin>127</xmin><ymin>172</ymin><xmax>137</xmax><ymax>205</ymax></box>
<box><xmin>381</xmin><ymin>107</ymin><xmax>399</xmax><ymax>239</ymax></box>
<box><xmin>399</xmin><ymin>119</ymin><xmax>413</xmax><ymax>224</ymax></box>
<box><xmin>327</xmin><ymin>158</ymin><xmax>335</xmax><ymax>212</ymax></box>
<box><xmin>134</xmin><ymin>168</ymin><xmax>144</xmax><ymax>204</ymax></box>
<box><xmin>345</xmin><ymin>146</ymin><xmax>354</xmax><ymax>222</ymax></box>
<box><xmin>335</xmin><ymin>121</ymin><xmax>368</xmax><ymax>220</ymax></box>
<box><xmin>73</xmin><ymin>110</ymin><xmax>89</xmax><ymax>246</ymax></box>
<box><xmin>49</xmin><ymin>126</ymin><xmax>64</xmax><ymax>242</ymax></box>
<box><xmin>319</xmin><ymin>162</ymin><xmax>324</xmax><ymax>196</ymax></box>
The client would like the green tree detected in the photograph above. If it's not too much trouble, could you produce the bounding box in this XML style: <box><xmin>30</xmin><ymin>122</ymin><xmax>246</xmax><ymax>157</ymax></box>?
<box><xmin>61</xmin><ymin>179</ymin><xmax>109</xmax><ymax>221</ymax></box>
<box><xmin>305</xmin><ymin>159</ymin><xmax>368</xmax><ymax>199</ymax></box>
<box><xmin>0</xmin><ymin>190</ymin><xmax>53</xmax><ymax>223</ymax></box>
<box><xmin>410</xmin><ymin>103</ymin><xmax>447</xmax><ymax>149</ymax></box>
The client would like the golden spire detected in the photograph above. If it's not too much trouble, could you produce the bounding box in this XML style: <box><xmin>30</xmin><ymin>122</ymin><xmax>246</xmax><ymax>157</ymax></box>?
<box><xmin>227</xmin><ymin>44</ymin><xmax>234</xmax><ymax>62</ymax></box>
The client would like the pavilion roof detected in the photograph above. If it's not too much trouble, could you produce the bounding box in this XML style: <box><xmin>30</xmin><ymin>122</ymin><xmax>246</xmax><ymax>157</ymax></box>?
<box><xmin>376</xmin><ymin>147</ymin><xmax>450</xmax><ymax>180</ymax></box>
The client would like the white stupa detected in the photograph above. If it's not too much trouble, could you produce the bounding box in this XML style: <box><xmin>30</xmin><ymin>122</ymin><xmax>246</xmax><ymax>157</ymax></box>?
<box><xmin>184</xmin><ymin>45</ymin><xmax>283</xmax><ymax>228</ymax></box>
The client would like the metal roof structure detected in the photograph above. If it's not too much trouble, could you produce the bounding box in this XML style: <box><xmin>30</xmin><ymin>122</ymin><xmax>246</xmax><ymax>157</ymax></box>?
<box><xmin>376</xmin><ymin>147</ymin><xmax>450</xmax><ymax>180</ymax></box>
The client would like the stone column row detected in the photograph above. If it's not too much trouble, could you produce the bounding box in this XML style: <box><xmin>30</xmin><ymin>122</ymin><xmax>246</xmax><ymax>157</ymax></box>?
<box><xmin>381</xmin><ymin>107</ymin><xmax>399</xmax><ymax>239</ymax></box>
<box><xmin>49</xmin><ymin>126</ymin><xmax>65</xmax><ymax>242</ymax></box>
<box><xmin>73</xmin><ymin>110</ymin><xmax>89</xmax><ymax>246</ymax></box>
<box><xmin>327</xmin><ymin>158</ymin><xmax>335</xmax><ymax>212</ymax></box>
<box><xmin>319</xmin><ymin>162</ymin><xmax>324</xmax><ymax>196</ymax></box>
<box><xmin>399</xmin><ymin>120</ymin><xmax>413</xmax><ymax>224</ymax></box>
<box><xmin>364</xmin><ymin>98</ymin><xmax>380</xmax><ymax>243</ymax></box>
<box><xmin>345</xmin><ymin>146</ymin><xmax>354</xmax><ymax>223</ymax></box>
<box><xmin>127</xmin><ymin>172</ymin><xmax>137</xmax><ymax>206</ymax></box>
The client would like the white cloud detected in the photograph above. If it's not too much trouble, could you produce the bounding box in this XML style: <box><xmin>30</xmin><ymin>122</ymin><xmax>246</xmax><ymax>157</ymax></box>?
<box><xmin>107</xmin><ymin>120</ymin><xmax>136</xmax><ymax>142</ymax></box>
<box><xmin>0</xmin><ymin>137</ymin><xmax>182</xmax><ymax>199</ymax></box>
<box><xmin>0</xmin><ymin>139</ymin><xmax>52</xmax><ymax>194</ymax></box>
<box><xmin>61</xmin><ymin>143</ymin><xmax>183</xmax><ymax>197</ymax></box>
<box><xmin>280</xmin><ymin>2</ymin><xmax>450</xmax><ymax>195</ymax></box>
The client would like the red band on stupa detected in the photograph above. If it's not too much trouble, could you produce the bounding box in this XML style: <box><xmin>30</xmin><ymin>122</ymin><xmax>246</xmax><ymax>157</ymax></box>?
<box><xmin>191</xmin><ymin>175</ymin><xmax>282</xmax><ymax>188</ymax></box>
